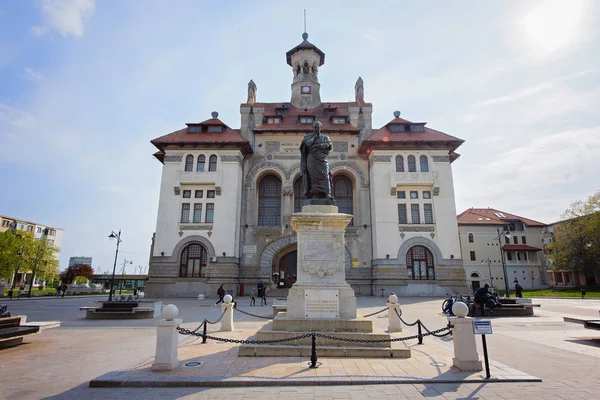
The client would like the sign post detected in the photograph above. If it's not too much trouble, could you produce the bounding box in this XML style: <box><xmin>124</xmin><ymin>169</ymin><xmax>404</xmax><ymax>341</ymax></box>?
<box><xmin>473</xmin><ymin>320</ymin><xmax>492</xmax><ymax>379</ymax></box>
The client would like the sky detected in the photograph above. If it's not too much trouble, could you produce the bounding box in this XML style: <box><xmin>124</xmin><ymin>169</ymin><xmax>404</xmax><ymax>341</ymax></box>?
<box><xmin>1</xmin><ymin>0</ymin><xmax>599</xmax><ymax>274</ymax></box>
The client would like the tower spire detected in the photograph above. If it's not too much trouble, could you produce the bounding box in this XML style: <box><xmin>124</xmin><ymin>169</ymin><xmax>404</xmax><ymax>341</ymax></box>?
<box><xmin>303</xmin><ymin>9</ymin><xmax>308</xmax><ymax>40</ymax></box>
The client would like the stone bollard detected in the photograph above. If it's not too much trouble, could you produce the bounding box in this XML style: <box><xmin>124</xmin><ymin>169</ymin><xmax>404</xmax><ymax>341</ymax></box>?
<box><xmin>221</xmin><ymin>294</ymin><xmax>234</xmax><ymax>331</ymax></box>
<box><xmin>449</xmin><ymin>302</ymin><xmax>483</xmax><ymax>371</ymax></box>
<box><xmin>152</xmin><ymin>304</ymin><xmax>182</xmax><ymax>371</ymax></box>
<box><xmin>387</xmin><ymin>294</ymin><xmax>402</xmax><ymax>332</ymax></box>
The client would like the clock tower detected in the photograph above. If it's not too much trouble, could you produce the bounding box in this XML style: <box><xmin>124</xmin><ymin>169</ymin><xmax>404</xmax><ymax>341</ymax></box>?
<box><xmin>286</xmin><ymin>32</ymin><xmax>324</xmax><ymax>109</ymax></box>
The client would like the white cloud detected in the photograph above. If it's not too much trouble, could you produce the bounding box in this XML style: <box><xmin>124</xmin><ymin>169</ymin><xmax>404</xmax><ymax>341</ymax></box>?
<box><xmin>35</xmin><ymin>0</ymin><xmax>95</xmax><ymax>38</ymax></box>
<box><xmin>24</xmin><ymin>67</ymin><xmax>43</xmax><ymax>81</ymax></box>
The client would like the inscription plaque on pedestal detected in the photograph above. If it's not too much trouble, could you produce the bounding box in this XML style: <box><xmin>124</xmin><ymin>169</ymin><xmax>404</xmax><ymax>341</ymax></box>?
<box><xmin>304</xmin><ymin>289</ymin><xmax>339</xmax><ymax>319</ymax></box>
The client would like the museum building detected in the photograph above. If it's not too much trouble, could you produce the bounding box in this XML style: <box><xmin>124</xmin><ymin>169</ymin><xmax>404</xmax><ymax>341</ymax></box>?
<box><xmin>146</xmin><ymin>33</ymin><xmax>467</xmax><ymax>298</ymax></box>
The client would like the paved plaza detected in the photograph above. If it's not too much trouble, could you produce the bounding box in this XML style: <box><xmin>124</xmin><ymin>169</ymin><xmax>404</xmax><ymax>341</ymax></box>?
<box><xmin>1</xmin><ymin>295</ymin><xmax>599</xmax><ymax>399</ymax></box>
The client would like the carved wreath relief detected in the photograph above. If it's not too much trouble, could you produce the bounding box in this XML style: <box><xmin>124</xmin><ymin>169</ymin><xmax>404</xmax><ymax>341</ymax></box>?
<box><xmin>302</xmin><ymin>240</ymin><xmax>342</xmax><ymax>278</ymax></box>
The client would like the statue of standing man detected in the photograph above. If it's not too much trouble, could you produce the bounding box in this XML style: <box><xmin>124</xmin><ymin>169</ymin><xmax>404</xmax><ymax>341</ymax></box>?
<box><xmin>300</xmin><ymin>120</ymin><xmax>333</xmax><ymax>199</ymax></box>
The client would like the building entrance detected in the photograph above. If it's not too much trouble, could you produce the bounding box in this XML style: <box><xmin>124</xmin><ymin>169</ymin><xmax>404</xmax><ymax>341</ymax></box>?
<box><xmin>277</xmin><ymin>251</ymin><xmax>297</xmax><ymax>288</ymax></box>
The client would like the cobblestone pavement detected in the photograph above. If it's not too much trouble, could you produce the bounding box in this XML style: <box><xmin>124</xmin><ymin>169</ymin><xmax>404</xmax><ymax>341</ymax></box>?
<box><xmin>1</xmin><ymin>296</ymin><xmax>599</xmax><ymax>399</ymax></box>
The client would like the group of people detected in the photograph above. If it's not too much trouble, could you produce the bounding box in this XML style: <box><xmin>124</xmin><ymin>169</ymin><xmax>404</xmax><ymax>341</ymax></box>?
<box><xmin>214</xmin><ymin>281</ymin><xmax>267</xmax><ymax>306</ymax></box>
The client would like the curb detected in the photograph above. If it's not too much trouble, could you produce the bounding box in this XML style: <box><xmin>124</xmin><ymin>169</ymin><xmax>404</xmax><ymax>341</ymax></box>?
<box><xmin>89</xmin><ymin>375</ymin><xmax>542</xmax><ymax>388</ymax></box>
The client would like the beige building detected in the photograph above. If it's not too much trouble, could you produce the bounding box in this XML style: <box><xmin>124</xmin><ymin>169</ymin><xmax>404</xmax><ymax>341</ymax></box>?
<box><xmin>0</xmin><ymin>214</ymin><xmax>64</xmax><ymax>288</ymax></box>
<box><xmin>147</xmin><ymin>33</ymin><xmax>467</xmax><ymax>298</ymax></box>
<box><xmin>457</xmin><ymin>208</ymin><xmax>547</xmax><ymax>294</ymax></box>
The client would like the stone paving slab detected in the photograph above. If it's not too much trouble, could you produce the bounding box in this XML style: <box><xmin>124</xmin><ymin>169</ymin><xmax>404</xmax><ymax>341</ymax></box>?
<box><xmin>89</xmin><ymin>322</ymin><xmax>541</xmax><ymax>388</ymax></box>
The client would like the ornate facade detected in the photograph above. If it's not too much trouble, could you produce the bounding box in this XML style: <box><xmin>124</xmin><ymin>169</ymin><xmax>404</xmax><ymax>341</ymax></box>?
<box><xmin>147</xmin><ymin>34</ymin><xmax>467</xmax><ymax>298</ymax></box>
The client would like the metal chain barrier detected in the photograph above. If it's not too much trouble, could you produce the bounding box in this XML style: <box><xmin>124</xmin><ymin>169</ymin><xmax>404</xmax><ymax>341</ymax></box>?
<box><xmin>233</xmin><ymin>307</ymin><xmax>273</xmax><ymax>320</ymax></box>
<box><xmin>205</xmin><ymin>309</ymin><xmax>227</xmax><ymax>325</ymax></box>
<box><xmin>362</xmin><ymin>307</ymin><xmax>388</xmax><ymax>318</ymax></box>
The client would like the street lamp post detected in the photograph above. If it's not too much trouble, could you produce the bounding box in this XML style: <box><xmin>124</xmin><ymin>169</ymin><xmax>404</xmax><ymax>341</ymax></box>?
<box><xmin>482</xmin><ymin>258</ymin><xmax>494</xmax><ymax>290</ymax></box>
<box><xmin>119</xmin><ymin>259</ymin><xmax>133</xmax><ymax>294</ymax></box>
<box><xmin>496</xmin><ymin>227</ymin><xmax>512</xmax><ymax>297</ymax></box>
<box><xmin>108</xmin><ymin>230</ymin><xmax>122</xmax><ymax>302</ymax></box>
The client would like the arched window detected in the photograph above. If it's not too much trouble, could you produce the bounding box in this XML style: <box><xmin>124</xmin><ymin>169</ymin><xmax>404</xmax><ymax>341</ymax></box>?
<box><xmin>197</xmin><ymin>155</ymin><xmax>206</xmax><ymax>172</ymax></box>
<box><xmin>179</xmin><ymin>243</ymin><xmax>207</xmax><ymax>278</ymax></box>
<box><xmin>420</xmin><ymin>155</ymin><xmax>429</xmax><ymax>172</ymax></box>
<box><xmin>468</xmin><ymin>233</ymin><xmax>474</xmax><ymax>243</ymax></box>
<box><xmin>333</xmin><ymin>175</ymin><xmax>353</xmax><ymax>225</ymax></box>
<box><xmin>258</xmin><ymin>175</ymin><xmax>281</xmax><ymax>226</ymax></box>
<box><xmin>294</xmin><ymin>177</ymin><xmax>306</xmax><ymax>213</ymax></box>
<box><xmin>185</xmin><ymin>155</ymin><xmax>194</xmax><ymax>172</ymax></box>
<box><xmin>406</xmin><ymin>245</ymin><xmax>435</xmax><ymax>280</ymax></box>
<box><xmin>407</xmin><ymin>155</ymin><xmax>416</xmax><ymax>172</ymax></box>
<box><xmin>395</xmin><ymin>155</ymin><xmax>404</xmax><ymax>172</ymax></box>
<box><xmin>208</xmin><ymin>155</ymin><xmax>217</xmax><ymax>172</ymax></box>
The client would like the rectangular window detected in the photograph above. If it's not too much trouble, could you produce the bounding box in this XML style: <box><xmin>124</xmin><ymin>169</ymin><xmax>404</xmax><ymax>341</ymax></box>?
<box><xmin>390</xmin><ymin>125</ymin><xmax>405</xmax><ymax>132</ymax></box>
<box><xmin>397</xmin><ymin>191</ymin><xmax>406</xmax><ymax>199</ymax></box>
<box><xmin>522</xmin><ymin>236</ymin><xmax>527</xmax><ymax>244</ymax></box>
<box><xmin>513</xmin><ymin>236</ymin><xmax>518</xmax><ymax>244</ymax></box>
<box><xmin>410</xmin><ymin>125</ymin><xmax>425</xmax><ymax>132</ymax></box>
<box><xmin>207</xmin><ymin>126</ymin><xmax>222</xmax><ymax>132</ymax></box>
<box><xmin>424</xmin><ymin>204</ymin><xmax>433</xmax><ymax>224</ymax></box>
<box><xmin>180</xmin><ymin>203</ymin><xmax>190</xmax><ymax>223</ymax></box>
<box><xmin>332</xmin><ymin>117</ymin><xmax>346</xmax><ymax>124</ymax></box>
<box><xmin>517</xmin><ymin>252</ymin><xmax>521</xmax><ymax>261</ymax></box>
<box><xmin>410</xmin><ymin>191</ymin><xmax>418</xmax><ymax>199</ymax></box>
<box><xmin>27</xmin><ymin>225</ymin><xmax>33</xmax><ymax>231</ymax></box>
<box><xmin>470</xmin><ymin>251</ymin><xmax>476</xmax><ymax>261</ymax></box>
<box><xmin>507</xmin><ymin>251</ymin><xmax>513</xmax><ymax>261</ymax></box>
<box><xmin>300</xmin><ymin>117</ymin><xmax>313</xmax><ymax>124</ymax></box>
<box><xmin>49</xmin><ymin>229</ymin><xmax>56</xmax><ymax>236</ymax></box>
<box><xmin>188</xmin><ymin>126</ymin><xmax>202</xmax><ymax>133</ymax></box>
<box><xmin>207</xmin><ymin>190</ymin><xmax>215</xmax><ymax>198</ymax></box>
<box><xmin>411</xmin><ymin>204</ymin><xmax>420</xmax><ymax>224</ymax></box>
<box><xmin>1</xmin><ymin>220</ymin><xmax>9</xmax><ymax>227</ymax></box>
<box><xmin>193</xmin><ymin>204</ymin><xmax>202</xmax><ymax>223</ymax></box>
<box><xmin>423</xmin><ymin>191</ymin><xmax>431</xmax><ymax>199</ymax></box>
<box><xmin>277</xmin><ymin>109</ymin><xmax>286</xmax><ymax>116</ymax></box>
<box><xmin>523</xmin><ymin>252</ymin><xmax>528</xmax><ymax>261</ymax></box>
<box><xmin>195</xmin><ymin>190</ymin><xmax>203</xmax><ymax>198</ymax></box>
<box><xmin>47</xmin><ymin>239</ymin><xmax>54</xmax><ymax>245</ymax></box>
<box><xmin>183</xmin><ymin>190</ymin><xmax>191</xmax><ymax>198</ymax></box>
<box><xmin>267</xmin><ymin>117</ymin><xmax>280</xmax><ymax>124</ymax></box>
<box><xmin>205</xmin><ymin>203</ymin><xmax>214</xmax><ymax>223</ymax></box>
<box><xmin>505</xmin><ymin>236</ymin><xmax>510</xmax><ymax>244</ymax></box>
<box><xmin>36</xmin><ymin>227</ymin><xmax>42</xmax><ymax>233</ymax></box>
<box><xmin>398</xmin><ymin>204</ymin><xmax>407</xmax><ymax>224</ymax></box>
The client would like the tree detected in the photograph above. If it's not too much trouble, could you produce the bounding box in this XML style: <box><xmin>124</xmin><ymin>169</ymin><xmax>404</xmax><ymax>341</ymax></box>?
<box><xmin>26</xmin><ymin>238</ymin><xmax>59</xmax><ymax>296</ymax></box>
<box><xmin>61</xmin><ymin>263</ymin><xmax>95</xmax><ymax>284</ymax></box>
<box><xmin>550</xmin><ymin>191</ymin><xmax>600</xmax><ymax>283</ymax></box>
<box><xmin>0</xmin><ymin>230</ymin><xmax>19</xmax><ymax>281</ymax></box>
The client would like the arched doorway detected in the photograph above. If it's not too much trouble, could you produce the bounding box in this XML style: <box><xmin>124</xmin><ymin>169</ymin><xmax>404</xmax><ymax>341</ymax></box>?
<box><xmin>470</xmin><ymin>272</ymin><xmax>481</xmax><ymax>293</ymax></box>
<box><xmin>406</xmin><ymin>245</ymin><xmax>435</xmax><ymax>280</ymax></box>
<box><xmin>272</xmin><ymin>246</ymin><xmax>297</xmax><ymax>289</ymax></box>
<box><xmin>179</xmin><ymin>243</ymin><xmax>208</xmax><ymax>278</ymax></box>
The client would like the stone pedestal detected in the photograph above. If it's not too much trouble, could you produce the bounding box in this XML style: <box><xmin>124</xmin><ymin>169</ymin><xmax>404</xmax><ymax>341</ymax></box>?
<box><xmin>387</xmin><ymin>303</ymin><xmax>402</xmax><ymax>333</ymax></box>
<box><xmin>152</xmin><ymin>318</ymin><xmax>182</xmax><ymax>371</ymax></box>
<box><xmin>449</xmin><ymin>316</ymin><xmax>483</xmax><ymax>371</ymax></box>
<box><xmin>287</xmin><ymin>204</ymin><xmax>356</xmax><ymax>319</ymax></box>
<box><xmin>220</xmin><ymin>302</ymin><xmax>234</xmax><ymax>331</ymax></box>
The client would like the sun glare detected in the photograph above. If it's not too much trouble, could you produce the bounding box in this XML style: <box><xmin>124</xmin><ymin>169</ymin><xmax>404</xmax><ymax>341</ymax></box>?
<box><xmin>519</xmin><ymin>0</ymin><xmax>586</xmax><ymax>56</ymax></box>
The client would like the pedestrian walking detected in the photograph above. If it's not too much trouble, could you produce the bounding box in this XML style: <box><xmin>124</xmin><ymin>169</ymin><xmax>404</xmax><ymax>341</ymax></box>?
<box><xmin>56</xmin><ymin>286</ymin><xmax>61</xmax><ymax>297</ymax></box>
<box><xmin>581</xmin><ymin>287</ymin><xmax>587</xmax><ymax>299</ymax></box>
<box><xmin>514</xmin><ymin>279</ymin><xmax>523</xmax><ymax>298</ymax></box>
<box><xmin>261</xmin><ymin>286</ymin><xmax>267</xmax><ymax>306</ymax></box>
<box><xmin>61</xmin><ymin>284</ymin><xmax>67</xmax><ymax>297</ymax></box>
<box><xmin>250</xmin><ymin>287</ymin><xmax>256</xmax><ymax>306</ymax></box>
<box><xmin>215</xmin><ymin>284</ymin><xmax>225</xmax><ymax>305</ymax></box>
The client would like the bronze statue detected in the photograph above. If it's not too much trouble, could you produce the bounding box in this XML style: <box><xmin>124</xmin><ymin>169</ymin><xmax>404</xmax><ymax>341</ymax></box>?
<box><xmin>300</xmin><ymin>121</ymin><xmax>333</xmax><ymax>199</ymax></box>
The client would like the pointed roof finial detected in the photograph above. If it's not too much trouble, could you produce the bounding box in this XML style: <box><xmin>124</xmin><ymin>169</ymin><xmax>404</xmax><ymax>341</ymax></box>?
<box><xmin>303</xmin><ymin>9</ymin><xmax>307</xmax><ymax>40</ymax></box>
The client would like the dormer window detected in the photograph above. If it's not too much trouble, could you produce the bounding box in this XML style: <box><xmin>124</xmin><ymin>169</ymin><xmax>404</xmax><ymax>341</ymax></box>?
<box><xmin>207</xmin><ymin>126</ymin><xmax>222</xmax><ymax>133</ymax></box>
<box><xmin>266</xmin><ymin>117</ymin><xmax>281</xmax><ymax>124</ymax></box>
<box><xmin>276</xmin><ymin>109</ymin><xmax>286</xmax><ymax>116</ymax></box>
<box><xmin>410</xmin><ymin>125</ymin><xmax>425</xmax><ymax>132</ymax></box>
<box><xmin>327</xmin><ymin>110</ymin><xmax>335</xmax><ymax>117</ymax></box>
<box><xmin>390</xmin><ymin>125</ymin><xmax>405</xmax><ymax>132</ymax></box>
<box><xmin>300</xmin><ymin>117</ymin><xmax>314</xmax><ymax>124</ymax></box>
<box><xmin>188</xmin><ymin>126</ymin><xmax>202</xmax><ymax>133</ymax></box>
<box><xmin>332</xmin><ymin>117</ymin><xmax>346</xmax><ymax>124</ymax></box>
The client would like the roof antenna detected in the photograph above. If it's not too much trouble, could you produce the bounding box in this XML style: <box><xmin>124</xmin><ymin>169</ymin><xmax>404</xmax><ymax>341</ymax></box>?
<box><xmin>303</xmin><ymin>9</ymin><xmax>308</xmax><ymax>40</ymax></box>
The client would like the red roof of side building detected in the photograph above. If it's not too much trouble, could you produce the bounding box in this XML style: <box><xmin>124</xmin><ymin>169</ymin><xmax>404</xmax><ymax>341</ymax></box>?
<box><xmin>358</xmin><ymin>116</ymin><xmax>464</xmax><ymax>155</ymax></box>
<box><xmin>151</xmin><ymin>117</ymin><xmax>252</xmax><ymax>161</ymax></box>
<box><xmin>457</xmin><ymin>208</ymin><xmax>546</xmax><ymax>227</ymax></box>
<box><xmin>502</xmin><ymin>244</ymin><xmax>542</xmax><ymax>251</ymax></box>
<box><xmin>251</xmin><ymin>102</ymin><xmax>365</xmax><ymax>133</ymax></box>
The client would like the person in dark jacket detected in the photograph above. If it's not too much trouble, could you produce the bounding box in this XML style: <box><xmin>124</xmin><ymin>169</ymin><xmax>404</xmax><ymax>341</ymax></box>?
<box><xmin>514</xmin><ymin>280</ymin><xmax>523</xmax><ymax>298</ymax></box>
<box><xmin>474</xmin><ymin>284</ymin><xmax>490</xmax><ymax>316</ymax></box>
<box><xmin>215</xmin><ymin>284</ymin><xmax>225</xmax><ymax>305</ymax></box>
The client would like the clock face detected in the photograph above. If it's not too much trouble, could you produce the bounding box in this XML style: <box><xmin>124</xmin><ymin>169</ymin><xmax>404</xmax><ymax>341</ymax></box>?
<box><xmin>301</xmin><ymin>85</ymin><xmax>311</xmax><ymax>94</ymax></box>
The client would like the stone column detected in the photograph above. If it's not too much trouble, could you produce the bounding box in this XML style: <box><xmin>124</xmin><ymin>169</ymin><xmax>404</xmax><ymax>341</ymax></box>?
<box><xmin>152</xmin><ymin>305</ymin><xmax>182</xmax><ymax>371</ymax></box>
<box><xmin>387</xmin><ymin>294</ymin><xmax>402</xmax><ymax>332</ymax></box>
<box><xmin>221</xmin><ymin>298</ymin><xmax>234</xmax><ymax>331</ymax></box>
<box><xmin>449</xmin><ymin>302</ymin><xmax>482</xmax><ymax>371</ymax></box>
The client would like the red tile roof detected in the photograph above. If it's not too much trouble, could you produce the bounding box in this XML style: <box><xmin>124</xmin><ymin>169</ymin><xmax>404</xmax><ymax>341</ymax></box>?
<box><xmin>457</xmin><ymin>208</ymin><xmax>546</xmax><ymax>227</ymax></box>
<box><xmin>359</xmin><ymin>117</ymin><xmax>464</xmax><ymax>155</ymax></box>
<box><xmin>151</xmin><ymin>117</ymin><xmax>252</xmax><ymax>158</ymax></box>
<box><xmin>251</xmin><ymin>103</ymin><xmax>363</xmax><ymax>133</ymax></box>
<box><xmin>502</xmin><ymin>244</ymin><xmax>542</xmax><ymax>251</ymax></box>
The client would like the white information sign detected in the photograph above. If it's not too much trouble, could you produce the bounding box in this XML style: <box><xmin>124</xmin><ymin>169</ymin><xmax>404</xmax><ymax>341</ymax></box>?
<box><xmin>304</xmin><ymin>289</ymin><xmax>339</xmax><ymax>319</ymax></box>
<box><xmin>473</xmin><ymin>320</ymin><xmax>493</xmax><ymax>335</ymax></box>
<box><xmin>243</xmin><ymin>245</ymin><xmax>257</xmax><ymax>254</ymax></box>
